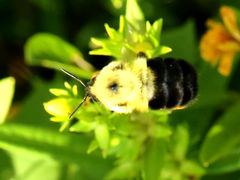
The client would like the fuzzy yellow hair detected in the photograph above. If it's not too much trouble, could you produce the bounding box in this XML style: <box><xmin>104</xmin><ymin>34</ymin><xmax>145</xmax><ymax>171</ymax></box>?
<box><xmin>90</xmin><ymin>57</ymin><xmax>155</xmax><ymax>113</ymax></box>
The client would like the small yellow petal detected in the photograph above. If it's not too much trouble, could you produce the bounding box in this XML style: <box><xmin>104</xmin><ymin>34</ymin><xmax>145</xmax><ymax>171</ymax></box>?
<box><xmin>49</xmin><ymin>88</ymin><xmax>69</xmax><ymax>96</ymax></box>
<box><xmin>218</xmin><ymin>41</ymin><xmax>240</xmax><ymax>52</ymax></box>
<box><xmin>218</xmin><ymin>52</ymin><xmax>235</xmax><ymax>76</ymax></box>
<box><xmin>50</xmin><ymin>117</ymin><xmax>67</xmax><ymax>122</ymax></box>
<box><xmin>64</xmin><ymin>81</ymin><xmax>71</xmax><ymax>89</ymax></box>
<box><xmin>206</xmin><ymin>20</ymin><xmax>222</xmax><ymax>29</ymax></box>
<box><xmin>220</xmin><ymin>6</ymin><xmax>240</xmax><ymax>41</ymax></box>
<box><xmin>43</xmin><ymin>98</ymin><xmax>72</xmax><ymax>117</ymax></box>
<box><xmin>72</xmin><ymin>85</ymin><xmax>78</xmax><ymax>96</ymax></box>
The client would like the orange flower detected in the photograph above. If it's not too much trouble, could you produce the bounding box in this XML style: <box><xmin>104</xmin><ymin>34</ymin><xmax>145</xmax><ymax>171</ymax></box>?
<box><xmin>200</xmin><ymin>6</ymin><xmax>240</xmax><ymax>76</ymax></box>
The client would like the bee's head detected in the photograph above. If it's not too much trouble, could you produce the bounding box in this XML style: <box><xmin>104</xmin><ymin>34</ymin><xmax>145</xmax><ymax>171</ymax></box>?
<box><xmin>89</xmin><ymin>61</ymin><xmax>142</xmax><ymax>113</ymax></box>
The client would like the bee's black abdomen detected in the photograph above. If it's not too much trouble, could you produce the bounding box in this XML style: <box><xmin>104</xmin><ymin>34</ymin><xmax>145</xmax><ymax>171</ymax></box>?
<box><xmin>147</xmin><ymin>59</ymin><xmax>168</xmax><ymax>109</ymax></box>
<box><xmin>147</xmin><ymin>58</ymin><xmax>197</xmax><ymax>110</ymax></box>
<box><xmin>178</xmin><ymin>60</ymin><xmax>198</xmax><ymax>106</ymax></box>
<box><xmin>164</xmin><ymin>58</ymin><xmax>184</xmax><ymax>108</ymax></box>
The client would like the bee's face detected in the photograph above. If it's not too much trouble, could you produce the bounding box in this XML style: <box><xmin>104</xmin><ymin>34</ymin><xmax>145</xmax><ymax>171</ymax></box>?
<box><xmin>89</xmin><ymin>62</ymin><xmax>143</xmax><ymax>113</ymax></box>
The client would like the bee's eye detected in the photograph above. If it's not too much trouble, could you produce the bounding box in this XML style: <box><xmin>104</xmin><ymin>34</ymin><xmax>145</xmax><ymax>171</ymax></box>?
<box><xmin>108</xmin><ymin>83</ymin><xmax>119</xmax><ymax>93</ymax></box>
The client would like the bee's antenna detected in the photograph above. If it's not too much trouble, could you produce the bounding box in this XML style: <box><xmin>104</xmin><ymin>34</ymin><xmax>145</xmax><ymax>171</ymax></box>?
<box><xmin>60</xmin><ymin>68</ymin><xmax>89</xmax><ymax>118</ymax></box>
<box><xmin>60</xmin><ymin>68</ymin><xmax>86</xmax><ymax>87</ymax></box>
<box><xmin>69</xmin><ymin>95</ymin><xmax>88</xmax><ymax>119</ymax></box>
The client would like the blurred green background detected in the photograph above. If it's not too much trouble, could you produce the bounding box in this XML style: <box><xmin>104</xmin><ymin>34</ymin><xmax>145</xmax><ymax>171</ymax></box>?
<box><xmin>1</xmin><ymin>0</ymin><xmax>240</xmax><ymax>179</ymax></box>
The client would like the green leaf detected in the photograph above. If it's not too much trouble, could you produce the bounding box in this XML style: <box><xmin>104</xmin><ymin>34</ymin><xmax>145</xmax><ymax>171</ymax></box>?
<box><xmin>10</xmin><ymin>152</ymin><xmax>61</xmax><ymax>180</ymax></box>
<box><xmin>149</xmin><ymin>110</ymin><xmax>172</xmax><ymax>123</ymax></box>
<box><xmin>25</xmin><ymin>33</ymin><xmax>81</xmax><ymax>64</ymax></box>
<box><xmin>41</xmin><ymin>60</ymin><xmax>92</xmax><ymax>79</ymax></box>
<box><xmin>142</xmin><ymin>139</ymin><xmax>166</xmax><ymax>180</ymax></box>
<box><xmin>0</xmin><ymin>77</ymin><xmax>15</xmax><ymax>124</ymax></box>
<box><xmin>113</xmin><ymin>138</ymin><xmax>141</xmax><ymax>162</ymax></box>
<box><xmin>181</xmin><ymin>160</ymin><xmax>205</xmax><ymax>176</ymax></box>
<box><xmin>104</xmin><ymin>23</ymin><xmax>123</xmax><ymax>40</ymax></box>
<box><xmin>150</xmin><ymin>46</ymin><xmax>172</xmax><ymax>58</ymax></box>
<box><xmin>206</xmin><ymin>145</ymin><xmax>240</xmax><ymax>175</ymax></box>
<box><xmin>172</xmin><ymin>125</ymin><xmax>189</xmax><ymax>161</ymax></box>
<box><xmin>145</xmin><ymin>18</ymin><xmax>163</xmax><ymax>48</ymax></box>
<box><xmin>87</xmin><ymin>140</ymin><xmax>99</xmax><ymax>154</ymax></box>
<box><xmin>200</xmin><ymin>101</ymin><xmax>240</xmax><ymax>165</ymax></box>
<box><xmin>0</xmin><ymin>123</ymin><xmax>102</xmax><ymax>165</ymax></box>
<box><xmin>125</xmin><ymin>0</ymin><xmax>145</xmax><ymax>33</ymax></box>
<box><xmin>152</xmin><ymin>19</ymin><xmax>163</xmax><ymax>42</ymax></box>
<box><xmin>89</xmin><ymin>48</ymin><xmax>113</xmax><ymax>57</ymax></box>
<box><xmin>24</xmin><ymin>33</ymin><xmax>94</xmax><ymax>73</ymax></box>
<box><xmin>70</xmin><ymin>120</ymin><xmax>96</xmax><ymax>133</ymax></box>
<box><xmin>151</xmin><ymin>124</ymin><xmax>172</xmax><ymax>138</ymax></box>
<box><xmin>90</xmin><ymin>37</ymin><xmax>124</xmax><ymax>58</ymax></box>
<box><xmin>0</xmin><ymin>149</ymin><xmax>13</xmax><ymax>180</ymax></box>
<box><xmin>95</xmin><ymin>123</ymin><xmax>110</xmax><ymax>151</ymax></box>
<box><xmin>105</xmin><ymin>162</ymin><xmax>139</xmax><ymax>180</ymax></box>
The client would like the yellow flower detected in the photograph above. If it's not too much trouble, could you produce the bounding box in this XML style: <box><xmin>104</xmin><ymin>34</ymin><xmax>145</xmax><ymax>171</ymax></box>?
<box><xmin>43</xmin><ymin>98</ymin><xmax>72</xmax><ymax>121</ymax></box>
<box><xmin>200</xmin><ymin>6</ymin><xmax>240</xmax><ymax>76</ymax></box>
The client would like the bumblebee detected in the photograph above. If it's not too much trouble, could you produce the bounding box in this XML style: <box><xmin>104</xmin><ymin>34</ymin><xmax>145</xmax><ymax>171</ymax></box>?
<box><xmin>62</xmin><ymin>53</ymin><xmax>198</xmax><ymax>116</ymax></box>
